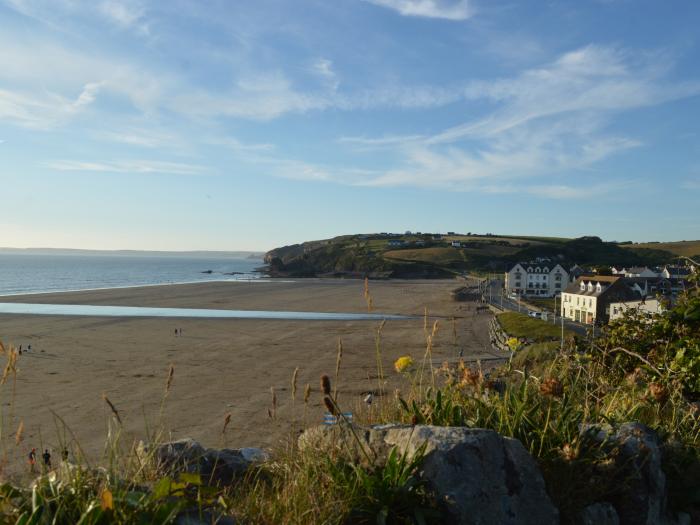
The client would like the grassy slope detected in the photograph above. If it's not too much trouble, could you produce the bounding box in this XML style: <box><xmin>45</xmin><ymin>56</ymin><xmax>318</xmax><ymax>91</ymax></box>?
<box><xmin>266</xmin><ymin>234</ymin><xmax>679</xmax><ymax>277</ymax></box>
<box><xmin>497</xmin><ymin>312</ymin><xmax>574</xmax><ymax>341</ymax></box>
<box><xmin>622</xmin><ymin>240</ymin><xmax>700</xmax><ymax>258</ymax></box>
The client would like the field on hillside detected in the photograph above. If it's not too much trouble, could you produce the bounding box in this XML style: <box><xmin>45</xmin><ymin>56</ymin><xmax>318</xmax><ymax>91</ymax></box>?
<box><xmin>623</xmin><ymin>240</ymin><xmax>700</xmax><ymax>258</ymax></box>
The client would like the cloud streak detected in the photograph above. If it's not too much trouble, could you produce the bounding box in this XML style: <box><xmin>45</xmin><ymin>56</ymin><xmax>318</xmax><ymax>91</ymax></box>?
<box><xmin>363</xmin><ymin>0</ymin><xmax>473</xmax><ymax>20</ymax></box>
<box><xmin>46</xmin><ymin>160</ymin><xmax>208</xmax><ymax>175</ymax></box>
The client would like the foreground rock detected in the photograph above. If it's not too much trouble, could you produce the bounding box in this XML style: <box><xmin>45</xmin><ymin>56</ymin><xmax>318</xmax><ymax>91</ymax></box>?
<box><xmin>580</xmin><ymin>422</ymin><xmax>690</xmax><ymax>525</ymax></box>
<box><xmin>301</xmin><ymin>424</ymin><xmax>559</xmax><ymax>525</ymax></box>
<box><xmin>138</xmin><ymin>438</ymin><xmax>268</xmax><ymax>486</ymax></box>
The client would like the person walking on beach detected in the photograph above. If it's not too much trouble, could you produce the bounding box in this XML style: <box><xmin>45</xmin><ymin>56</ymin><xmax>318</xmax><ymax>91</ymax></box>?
<box><xmin>42</xmin><ymin>449</ymin><xmax>51</xmax><ymax>470</ymax></box>
<box><xmin>28</xmin><ymin>448</ymin><xmax>36</xmax><ymax>473</ymax></box>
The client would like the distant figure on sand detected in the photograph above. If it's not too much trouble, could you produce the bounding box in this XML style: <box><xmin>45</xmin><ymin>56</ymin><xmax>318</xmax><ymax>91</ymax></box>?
<box><xmin>28</xmin><ymin>448</ymin><xmax>36</xmax><ymax>473</ymax></box>
<box><xmin>42</xmin><ymin>449</ymin><xmax>51</xmax><ymax>469</ymax></box>
<box><xmin>27</xmin><ymin>344</ymin><xmax>31</xmax><ymax>352</ymax></box>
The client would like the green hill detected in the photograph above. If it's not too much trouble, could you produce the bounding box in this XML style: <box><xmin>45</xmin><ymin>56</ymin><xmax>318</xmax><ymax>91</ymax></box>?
<box><xmin>264</xmin><ymin>233</ymin><xmax>679</xmax><ymax>278</ymax></box>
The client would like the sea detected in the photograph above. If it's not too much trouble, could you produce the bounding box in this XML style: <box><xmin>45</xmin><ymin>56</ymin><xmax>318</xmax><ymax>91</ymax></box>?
<box><xmin>0</xmin><ymin>252</ymin><xmax>265</xmax><ymax>296</ymax></box>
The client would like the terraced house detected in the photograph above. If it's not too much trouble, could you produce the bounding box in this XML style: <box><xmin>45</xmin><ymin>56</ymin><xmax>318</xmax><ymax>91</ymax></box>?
<box><xmin>504</xmin><ymin>263</ymin><xmax>569</xmax><ymax>297</ymax></box>
<box><xmin>561</xmin><ymin>276</ymin><xmax>639</xmax><ymax>325</ymax></box>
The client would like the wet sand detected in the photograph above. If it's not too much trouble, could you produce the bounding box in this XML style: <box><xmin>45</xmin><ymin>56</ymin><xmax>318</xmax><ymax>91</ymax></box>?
<box><xmin>0</xmin><ymin>279</ymin><xmax>498</xmax><ymax>479</ymax></box>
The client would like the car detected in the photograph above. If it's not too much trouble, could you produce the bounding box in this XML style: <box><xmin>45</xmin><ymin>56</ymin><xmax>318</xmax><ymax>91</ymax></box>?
<box><xmin>509</xmin><ymin>292</ymin><xmax>519</xmax><ymax>300</ymax></box>
<box><xmin>528</xmin><ymin>311</ymin><xmax>543</xmax><ymax>319</ymax></box>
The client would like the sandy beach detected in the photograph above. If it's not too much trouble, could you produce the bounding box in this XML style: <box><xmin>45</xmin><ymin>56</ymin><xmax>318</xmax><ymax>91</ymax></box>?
<box><xmin>0</xmin><ymin>278</ymin><xmax>498</xmax><ymax>479</ymax></box>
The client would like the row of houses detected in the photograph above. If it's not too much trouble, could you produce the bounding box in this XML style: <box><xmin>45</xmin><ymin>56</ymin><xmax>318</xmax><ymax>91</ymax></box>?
<box><xmin>505</xmin><ymin>262</ymin><xmax>694</xmax><ymax>325</ymax></box>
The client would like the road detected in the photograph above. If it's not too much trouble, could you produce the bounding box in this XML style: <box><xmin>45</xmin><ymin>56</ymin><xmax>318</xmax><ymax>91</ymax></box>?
<box><xmin>478</xmin><ymin>277</ymin><xmax>590</xmax><ymax>337</ymax></box>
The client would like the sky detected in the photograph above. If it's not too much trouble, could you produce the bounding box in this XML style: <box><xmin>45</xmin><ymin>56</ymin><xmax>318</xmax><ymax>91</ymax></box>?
<box><xmin>0</xmin><ymin>0</ymin><xmax>699</xmax><ymax>251</ymax></box>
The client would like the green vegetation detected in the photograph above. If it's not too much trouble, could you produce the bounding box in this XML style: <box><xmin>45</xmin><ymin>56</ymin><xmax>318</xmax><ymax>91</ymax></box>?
<box><xmin>497</xmin><ymin>312</ymin><xmax>573</xmax><ymax>342</ymax></box>
<box><xmin>265</xmin><ymin>233</ymin><xmax>680</xmax><ymax>278</ymax></box>
<box><xmin>1</xmin><ymin>274</ymin><xmax>699</xmax><ymax>523</ymax></box>
<box><xmin>621</xmin><ymin>240</ymin><xmax>700</xmax><ymax>259</ymax></box>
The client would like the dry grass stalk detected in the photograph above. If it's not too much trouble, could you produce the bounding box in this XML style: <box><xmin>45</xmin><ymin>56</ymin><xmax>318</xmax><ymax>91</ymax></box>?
<box><xmin>374</xmin><ymin>320</ymin><xmax>386</xmax><ymax>393</ymax></box>
<box><xmin>1</xmin><ymin>347</ymin><xmax>18</xmax><ymax>385</ymax></box>
<box><xmin>323</xmin><ymin>396</ymin><xmax>337</xmax><ymax>415</ymax></box>
<box><xmin>0</xmin><ymin>339</ymin><xmax>5</xmax><ymax>355</ymax></box>
<box><xmin>102</xmin><ymin>393</ymin><xmax>122</xmax><ymax>425</ymax></box>
<box><xmin>304</xmin><ymin>383</ymin><xmax>311</xmax><ymax>404</ymax></box>
<box><xmin>165</xmin><ymin>364</ymin><xmax>175</xmax><ymax>395</ymax></box>
<box><xmin>269</xmin><ymin>387</ymin><xmax>277</xmax><ymax>419</ymax></box>
<box><xmin>15</xmin><ymin>420</ymin><xmax>24</xmax><ymax>446</ymax></box>
<box><xmin>222</xmin><ymin>413</ymin><xmax>232</xmax><ymax>437</ymax></box>
<box><xmin>291</xmin><ymin>367</ymin><xmax>299</xmax><ymax>403</ymax></box>
<box><xmin>320</xmin><ymin>375</ymin><xmax>332</xmax><ymax>396</ymax></box>
<box><xmin>334</xmin><ymin>338</ymin><xmax>343</xmax><ymax>399</ymax></box>
<box><xmin>363</xmin><ymin>277</ymin><xmax>373</xmax><ymax>312</ymax></box>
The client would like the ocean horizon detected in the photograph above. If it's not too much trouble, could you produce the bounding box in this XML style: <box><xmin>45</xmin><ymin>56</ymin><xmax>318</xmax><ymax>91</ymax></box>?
<box><xmin>0</xmin><ymin>252</ymin><xmax>265</xmax><ymax>296</ymax></box>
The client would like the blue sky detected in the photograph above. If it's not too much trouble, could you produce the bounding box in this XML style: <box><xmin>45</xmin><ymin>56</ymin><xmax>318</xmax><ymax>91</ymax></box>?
<box><xmin>1</xmin><ymin>0</ymin><xmax>698</xmax><ymax>251</ymax></box>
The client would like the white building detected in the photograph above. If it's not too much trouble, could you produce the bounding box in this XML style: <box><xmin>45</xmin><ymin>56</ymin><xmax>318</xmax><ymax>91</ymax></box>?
<box><xmin>561</xmin><ymin>276</ymin><xmax>640</xmax><ymax>325</ymax></box>
<box><xmin>451</xmin><ymin>240</ymin><xmax>461</xmax><ymax>248</ymax></box>
<box><xmin>609</xmin><ymin>298</ymin><xmax>664</xmax><ymax>322</ymax></box>
<box><xmin>611</xmin><ymin>266</ymin><xmax>659</xmax><ymax>278</ymax></box>
<box><xmin>504</xmin><ymin>263</ymin><xmax>569</xmax><ymax>298</ymax></box>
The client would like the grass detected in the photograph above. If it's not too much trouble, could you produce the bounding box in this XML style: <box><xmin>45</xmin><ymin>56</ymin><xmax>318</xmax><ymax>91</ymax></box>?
<box><xmin>621</xmin><ymin>240</ymin><xmax>700</xmax><ymax>258</ymax></box>
<box><xmin>0</xmin><ymin>276</ymin><xmax>699</xmax><ymax>524</ymax></box>
<box><xmin>525</xmin><ymin>297</ymin><xmax>557</xmax><ymax>311</ymax></box>
<box><xmin>497</xmin><ymin>311</ymin><xmax>574</xmax><ymax>341</ymax></box>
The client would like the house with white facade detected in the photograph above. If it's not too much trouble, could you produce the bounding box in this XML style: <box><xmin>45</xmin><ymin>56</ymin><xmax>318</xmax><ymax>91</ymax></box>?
<box><xmin>611</xmin><ymin>266</ymin><xmax>660</xmax><ymax>278</ymax></box>
<box><xmin>504</xmin><ymin>263</ymin><xmax>569</xmax><ymax>298</ymax></box>
<box><xmin>609</xmin><ymin>298</ymin><xmax>664</xmax><ymax>322</ymax></box>
<box><xmin>450</xmin><ymin>240</ymin><xmax>462</xmax><ymax>248</ymax></box>
<box><xmin>561</xmin><ymin>276</ymin><xmax>640</xmax><ymax>325</ymax></box>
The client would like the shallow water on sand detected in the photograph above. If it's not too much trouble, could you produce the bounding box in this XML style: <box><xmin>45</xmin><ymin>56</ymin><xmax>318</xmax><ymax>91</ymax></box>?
<box><xmin>0</xmin><ymin>302</ymin><xmax>412</xmax><ymax>321</ymax></box>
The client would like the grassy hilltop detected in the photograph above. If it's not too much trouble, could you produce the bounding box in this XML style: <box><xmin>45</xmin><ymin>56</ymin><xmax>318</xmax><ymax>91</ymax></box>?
<box><xmin>264</xmin><ymin>233</ymin><xmax>687</xmax><ymax>277</ymax></box>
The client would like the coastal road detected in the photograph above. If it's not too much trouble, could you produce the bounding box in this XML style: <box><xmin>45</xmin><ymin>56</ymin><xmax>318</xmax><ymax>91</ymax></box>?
<box><xmin>479</xmin><ymin>278</ymin><xmax>590</xmax><ymax>337</ymax></box>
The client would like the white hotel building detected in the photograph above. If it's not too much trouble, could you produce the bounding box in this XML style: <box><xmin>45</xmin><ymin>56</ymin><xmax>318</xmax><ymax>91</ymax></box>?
<box><xmin>504</xmin><ymin>263</ymin><xmax>569</xmax><ymax>298</ymax></box>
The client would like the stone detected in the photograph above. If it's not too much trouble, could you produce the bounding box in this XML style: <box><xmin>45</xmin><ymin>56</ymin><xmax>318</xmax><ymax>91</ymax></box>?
<box><xmin>142</xmin><ymin>439</ymin><xmax>266</xmax><ymax>487</ymax></box>
<box><xmin>300</xmin><ymin>424</ymin><xmax>559</xmax><ymax>525</ymax></box>
<box><xmin>577</xmin><ymin>503</ymin><xmax>619</xmax><ymax>525</ymax></box>
<box><xmin>580</xmin><ymin>422</ymin><xmax>681</xmax><ymax>525</ymax></box>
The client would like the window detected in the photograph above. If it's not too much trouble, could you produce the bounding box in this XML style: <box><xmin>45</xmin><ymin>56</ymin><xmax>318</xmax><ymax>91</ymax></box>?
<box><xmin>596</xmin><ymin>283</ymin><xmax>602</xmax><ymax>293</ymax></box>
<box><xmin>555</xmin><ymin>273</ymin><xmax>561</xmax><ymax>281</ymax></box>
<box><xmin>555</xmin><ymin>283</ymin><xmax>561</xmax><ymax>289</ymax></box>
<box><xmin>580</xmin><ymin>282</ymin><xmax>586</xmax><ymax>291</ymax></box>
<box><xmin>577</xmin><ymin>297</ymin><xmax>580</xmax><ymax>305</ymax></box>
<box><xmin>589</xmin><ymin>299</ymin><xmax>592</xmax><ymax>307</ymax></box>
<box><xmin>515</xmin><ymin>281</ymin><xmax>521</xmax><ymax>287</ymax></box>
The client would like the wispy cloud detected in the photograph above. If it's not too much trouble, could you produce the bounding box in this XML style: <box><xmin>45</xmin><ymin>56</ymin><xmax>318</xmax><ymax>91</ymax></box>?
<box><xmin>363</xmin><ymin>0</ymin><xmax>473</xmax><ymax>21</ymax></box>
<box><xmin>99</xmin><ymin>0</ymin><xmax>147</xmax><ymax>32</ymax></box>
<box><xmin>0</xmin><ymin>82</ymin><xmax>102</xmax><ymax>129</ymax></box>
<box><xmin>338</xmin><ymin>45</ymin><xmax>699</xmax><ymax>195</ymax></box>
<box><xmin>311</xmin><ymin>58</ymin><xmax>339</xmax><ymax>92</ymax></box>
<box><xmin>46</xmin><ymin>159</ymin><xmax>208</xmax><ymax>175</ymax></box>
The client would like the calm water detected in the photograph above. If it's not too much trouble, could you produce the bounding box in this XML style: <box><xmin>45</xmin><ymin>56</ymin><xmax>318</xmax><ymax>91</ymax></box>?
<box><xmin>0</xmin><ymin>303</ymin><xmax>411</xmax><ymax>321</ymax></box>
<box><xmin>0</xmin><ymin>253</ymin><xmax>264</xmax><ymax>296</ymax></box>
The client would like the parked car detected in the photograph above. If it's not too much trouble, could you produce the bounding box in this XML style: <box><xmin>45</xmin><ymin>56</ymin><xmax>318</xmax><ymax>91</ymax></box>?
<box><xmin>528</xmin><ymin>311</ymin><xmax>543</xmax><ymax>319</ymax></box>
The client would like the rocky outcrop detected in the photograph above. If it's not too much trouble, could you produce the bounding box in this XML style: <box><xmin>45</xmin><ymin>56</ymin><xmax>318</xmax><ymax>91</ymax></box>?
<box><xmin>300</xmin><ymin>424</ymin><xmax>559</xmax><ymax>525</ymax></box>
<box><xmin>580</xmin><ymin>422</ymin><xmax>689</xmax><ymax>525</ymax></box>
<box><xmin>138</xmin><ymin>438</ymin><xmax>268</xmax><ymax>487</ymax></box>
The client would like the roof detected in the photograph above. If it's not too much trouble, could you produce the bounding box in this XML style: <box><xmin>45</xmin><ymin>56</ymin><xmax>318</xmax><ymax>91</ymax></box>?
<box><xmin>563</xmin><ymin>275</ymin><xmax>621</xmax><ymax>297</ymax></box>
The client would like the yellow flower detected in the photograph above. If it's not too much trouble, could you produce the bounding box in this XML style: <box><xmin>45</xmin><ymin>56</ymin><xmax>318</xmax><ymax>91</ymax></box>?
<box><xmin>394</xmin><ymin>355</ymin><xmax>415</xmax><ymax>374</ymax></box>
<box><xmin>507</xmin><ymin>337</ymin><xmax>521</xmax><ymax>352</ymax></box>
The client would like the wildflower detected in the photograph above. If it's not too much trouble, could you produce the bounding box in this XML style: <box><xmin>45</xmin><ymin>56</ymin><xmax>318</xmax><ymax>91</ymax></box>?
<box><xmin>539</xmin><ymin>378</ymin><xmax>564</xmax><ymax>398</ymax></box>
<box><xmin>507</xmin><ymin>337</ymin><xmax>521</xmax><ymax>352</ymax></box>
<box><xmin>648</xmin><ymin>382</ymin><xmax>668</xmax><ymax>404</ymax></box>
<box><xmin>461</xmin><ymin>367</ymin><xmax>483</xmax><ymax>388</ymax></box>
<box><xmin>394</xmin><ymin>355</ymin><xmax>415</xmax><ymax>374</ymax></box>
<box><xmin>559</xmin><ymin>443</ymin><xmax>577</xmax><ymax>461</ymax></box>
